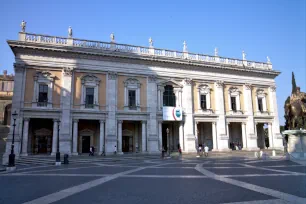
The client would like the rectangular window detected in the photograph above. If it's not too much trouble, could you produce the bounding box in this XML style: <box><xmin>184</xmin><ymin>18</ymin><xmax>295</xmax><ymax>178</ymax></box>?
<box><xmin>258</xmin><ymin>98</ymin><xmax>263</xmax><ymax>112</ymax></box>
<box><xmin>128</xmin><ymin>90</ymin><xmax>136</xmax><ymax>109</ymax></box>
<box><xmin>38</xmin><ymin>84</ymin><xmax>48</xmax><ymax>107</ymax></box>
<box><xmin>200</xmin><ymin>95</ymin><xmax>207</xmax><ymax>110</ymax></box>
<box><xmin>231</xmin><ymin>96</ymin><xmax>237</xmax><ymax>111</ymax></box>
<box><xmin>85</xmin><ymin>87</ymin><xmax>94</xmax><ymax>108</ymax></box>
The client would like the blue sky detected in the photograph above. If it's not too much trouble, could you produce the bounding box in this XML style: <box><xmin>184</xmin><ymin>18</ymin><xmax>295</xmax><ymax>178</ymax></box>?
<box><xmin>0</xmin><ymin>0</ymin><xmax>305</xmax><ymax>125</ymax></box>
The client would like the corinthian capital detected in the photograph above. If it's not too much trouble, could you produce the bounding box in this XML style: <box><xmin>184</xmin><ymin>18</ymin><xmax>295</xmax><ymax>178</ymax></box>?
<box><xmin>183</xmin><ymin>78</ymin><xmax>192</xmax><ymax>86</ymax></box>
<box><xmin>270</xmin><ymin>85</ymin><xmax>276</xmax><ymax>92</ymax></box>
<box><xmin>148</xmin><ymin>75</ymin><xmax>157</xmax><ymax>83</ymax></box>
<box><xmin>63</xmin><ymin>67</ymin><xmax>73</xmax><ymax>76</ymax></box>
<box><xmin>216</xmin><ymin>80</ymin><xmax>224</xmax><ymax>88</ymax></box>
<box><xmin>108</xmin><ymin>72</ymin><xmax>117</xmax><ymax>80</ymax></box>
<box><xmin>244</xmin><ymin>83</ymin><xmax>252</xmax><ymax>90</ymax></box>
<box><xmin>14</xmin><ymin>63</ymin><xmax>26</xmax><ymax>73</ymax></box>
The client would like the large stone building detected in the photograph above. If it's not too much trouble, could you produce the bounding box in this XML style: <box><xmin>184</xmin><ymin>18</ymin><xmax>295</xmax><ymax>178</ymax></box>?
<box><xmin>0</xmin><ymin>70</ymin><xmax>14</xmax><ymax>157</ymax></box>
<box><xmin>2</xmin><ymin>24</ymin><xmax>283</xmax><ymax>164</ymax></box>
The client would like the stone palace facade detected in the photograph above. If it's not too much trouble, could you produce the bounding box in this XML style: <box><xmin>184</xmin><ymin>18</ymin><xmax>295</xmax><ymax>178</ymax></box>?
<box><xmin>2</xmin><ymin>24</ymin><xmax>283</xmax><ymax>164</ymax></box>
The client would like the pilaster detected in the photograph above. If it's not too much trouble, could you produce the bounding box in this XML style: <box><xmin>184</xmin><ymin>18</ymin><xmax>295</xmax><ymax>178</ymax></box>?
<box><xmin>181</xmin><ymin>78</ymin><xmax>196</xmax><ymax>152</ymax></box>
<box><xmin>147</xmin><ymin>75</ymin><xmax>159</xmax><ymax>152</ymax></box>
<box><xmin>105</xmin><ymin>72</ymin><xmax>118</xmax><ymax>153</ymax></box>
<box><xmin>59</xmin><ymin>67</ymin><xmax>73</xmax><ymax>154</ymax></box>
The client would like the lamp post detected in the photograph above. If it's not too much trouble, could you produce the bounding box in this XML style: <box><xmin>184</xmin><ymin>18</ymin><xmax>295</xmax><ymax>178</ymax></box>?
<box><xmin>55</xmin><ymin>120</ymin><xmax>61</xmax><ymax>165</ymax></box>
<box><xmin>8</xmin><ymin>111</ymin><xmax>18</xmax><ymax>167</ymax></box>
<box><xmin>166</xmin><ymin>128</ymin><xmax>170</xmax><ymax>156</ymax></box>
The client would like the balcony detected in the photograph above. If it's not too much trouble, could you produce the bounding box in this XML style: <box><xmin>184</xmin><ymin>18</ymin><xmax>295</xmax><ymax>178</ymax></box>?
<box><xmin>197</xmin><ymin>108</ymin><xmax>214</xmax><ymax>115</ymax></box>
<box><xmin>18</xmin><ymin>32</ymin><xmax>273</xmax><ymax>71</ymax></box>
<box><xmin>254</xmin><ymin>111</ymin><xmax>270</xmax><ymax>116</ymax></box>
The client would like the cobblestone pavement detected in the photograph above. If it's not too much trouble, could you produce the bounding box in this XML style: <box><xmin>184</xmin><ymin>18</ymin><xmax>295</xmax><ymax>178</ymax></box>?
<box><xmin>0</xmin><ymin>155</ymin><xmax>305</xmax><ymax>204</ymax></box>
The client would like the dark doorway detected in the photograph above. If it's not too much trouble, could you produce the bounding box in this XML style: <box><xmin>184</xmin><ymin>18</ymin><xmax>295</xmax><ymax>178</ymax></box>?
<box><xmin>122</xmin><ymin>137</ymin><xmax>132</xmax><ymax>152</ymax></box>
<box><xmin>37</xmin><ymin>136</ymin><xmax>48</xmax><ymax>153</ymax></box>
<box><xmin>82</xmin><ymin>136</ymin><xmax>90</xmax><ymax>153</ymax></box>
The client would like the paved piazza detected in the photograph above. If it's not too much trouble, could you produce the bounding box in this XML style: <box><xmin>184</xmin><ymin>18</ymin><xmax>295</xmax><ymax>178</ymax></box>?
<box><xmin>0</xmin><ymin>155</ymin><xmax>306</xmax><ymax>204</ymax></box>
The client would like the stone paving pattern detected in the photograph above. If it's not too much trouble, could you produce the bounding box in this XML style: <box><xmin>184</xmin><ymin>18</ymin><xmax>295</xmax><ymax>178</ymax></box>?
<box><xmin>0</xmin><ymin>155</ymin><xmax>305</xmax><ymax>204</ymax></box>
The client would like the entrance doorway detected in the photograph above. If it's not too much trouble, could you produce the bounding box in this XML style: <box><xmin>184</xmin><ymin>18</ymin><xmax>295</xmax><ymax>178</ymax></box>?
<box><xmin>82</xmin><ymin>136</ymin><xmax>91</xmax><ymax>153</ymax></box>
<box><xmin>162</xmin><ymin>122</ymin><xmax>179</xmax><ymax>152</ymax></box>
<box><xmin>228</xmin><ymin>122</ymin><xmax>243</xmax><ymax>150</ymax></box>
<box><xmin>122</xmin><ymin>136</ymin><xmax>133</xmax><ymax>152</ymax></box>
<box><xmin>37</xmin><ymin>136</ymin><xmax>50</xmax><ymax>154</ymax></box>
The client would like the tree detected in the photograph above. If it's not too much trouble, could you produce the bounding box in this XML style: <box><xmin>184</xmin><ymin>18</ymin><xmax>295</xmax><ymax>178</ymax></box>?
<box><xmin>292</xmin><ymin>72</ymin><xmax>297</xmax><ymax>94</ymax></box>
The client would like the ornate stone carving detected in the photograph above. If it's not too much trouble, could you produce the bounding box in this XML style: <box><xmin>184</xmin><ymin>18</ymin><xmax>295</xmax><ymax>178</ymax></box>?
<box><xmin>198</xmin><ymin>84</ymin><xmax>210</xmax><ymax>94</ymax></box>
<box><xmin>21</xmin><ymin>20</ymin><xmax>26</xmax><ymax>32</ymax></box>
<box><xmin>108</xmin><ymin>72</ymin><xmax>117</xmax><ymax>80</ymax></box>
<box><xmin>214</xmin><ymin>47</ymin><xmax>218</xmax><ymax>57</ymax></box>
<box><xmin>256</xmin><ymin>88</ymin><xmax>266</xmax><ymax>96</ymax></box>
<box><xmin>118</xmin><ymin>120</ymin><xmax>123</xmax><ymax>124</ymax></box>
<box><xmin>183</xmin><ymin>78</ymin><xmax>192</xmax><ymax>86</ymax></box>
<box><xmin>183</xmin><ymin>41</ymin><xmax>187</xmax><ymax>52</ymax></box>
<box><xmin>244</xmin><ymin>83</ymin><xmax>252</xmax><ymax>90</ymax></box>
<box><xmin>148</xmin><ymin>75</ymin><xmax>157</xmax><ymax>83</ymax></box>
<box><xmin>34</xmin><ymin>71</ymin><xmax>55</xmax><ymax>81</ymax></box>
<box><xmin>270</xmin><ymin>85</ymin><xmax>276</xmax><ymax>92</ymax></box>
<box><xmin>68</xmin><ymin>26</ymin><xmax>73</xmax><ymax>38</ymax></box>
<box><xmin>228</xmin><ymin>87</ymin><xmax>240</xmax><ymax>94</ymax></box>
<box><xmin>216</xmin><ymin>80</ymin><xmax>224</xmax><ymax>88</ymax></box>
<box><xmin>124</xmin><ymin>78</ymin><xmax>141</xmax><ymax>87</ymax></box>
<box><xmin>242</xmin><ymin>50</ymin><xmax>247</xmax><ymax>60</ymax></box>
<box><xmin>81</xmin><ymin>74</ymin><xmax>101</xmax><ymax>85</ymax></box>
<box><xmin>63</xmin><ymin>67</ymin><xmax>73</xmax><ymax>76</ymax></box>
<box><xmin>267</xmin><ymin>56</ymin><xmax>271</xmax><ymax>64</ymax></box>
<box><xmin>110</xmin><ymin>33</ymin><xmax>115</xmax><ymax>42</ymax></box>
<box><xmin>149</xmin><ymin>37</ymin><xmax>153</xmax><ymax>47</ymax></box>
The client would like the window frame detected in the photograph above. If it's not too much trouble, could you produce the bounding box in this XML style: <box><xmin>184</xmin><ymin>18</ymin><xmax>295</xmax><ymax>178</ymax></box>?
<box><xmin>197</xmin><ymin>84</ymin><xmax>211</xmax><ymax>112</ymax></box>
<box><xmin>163</xmin><ymin>85</ymin><xmax>176</xmax><ymax>107</ymax></box>
<box><xmin>228</xmin><ymin>87</ymin><xmax>241</xmax><ymax>112</ymax></box>
<box><xmin>81</xmin><ymin>75</ymin><xmax>101</xmax><ymax>110</ymax></box>
<box><xmin>124</xmin><ymin>78</ymin><xmax>141</xmax><ymax>111</ymax></box>
<box><xmin>256</xmin><ymin>89</ymin><xmax>267</xmax><ymax>113</ymax></box>
<box><xmin>32</xmin><ymin>71</ymin><xmax>55</xmax><ymax>108</ymax></box>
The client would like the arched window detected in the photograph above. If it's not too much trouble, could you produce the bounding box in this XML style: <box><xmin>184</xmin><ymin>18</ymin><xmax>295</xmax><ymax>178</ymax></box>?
<box><xmin>163</xmin><ymin>85</ymin><xmax>176</xmax><ymax>107</ymax></box>
<box><xmin>3</xmin><ymin>104</ymin><xmax>12</xmax><ymax>126</ymax></box>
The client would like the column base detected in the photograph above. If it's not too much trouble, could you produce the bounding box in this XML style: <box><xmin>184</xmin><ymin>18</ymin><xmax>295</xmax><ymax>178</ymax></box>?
<box><xmin>71</xmin><ymin>152</ymin><xmax>79</xmax><ymax>156</ymax></box>
<box><xmin>51</xmin><ymin>152</ymin><xmax>57</xmax><ymax>156</ymax></box>
<box><xmin>55</xmin><ymin>162</ymin><xmax>61</xmax><ymax>166</ymax></box>
<box><xmin>20</xmin><ymin>153</ymin><xmax>28</xmax><ymax>156</ymax></box>
<box><xmin>212</xmin><ymin>148</ymin><xmax>232</xmax><ymax>152</ymax></box>
<box><xmin>117</xmin><ymin>152</ymin><xmax>123</xmax><ymax>155</ymax></box>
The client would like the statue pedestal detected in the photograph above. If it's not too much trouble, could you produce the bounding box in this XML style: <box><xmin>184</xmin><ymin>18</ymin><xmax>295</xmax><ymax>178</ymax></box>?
<box><xmin>283</xmin><ymin>130</ymin><xmax>306</xmax><ymax>160</ymax></box>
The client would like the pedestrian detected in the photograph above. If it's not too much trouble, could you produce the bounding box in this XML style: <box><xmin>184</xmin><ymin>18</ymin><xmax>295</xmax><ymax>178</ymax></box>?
<box><xmin>178</xmin><ymin>144</ymin><xmax>182</xmax><ymax>156</ymax></box>
<box><xmin>114</xmin><ymin>145</ymin><xmax>117</xmax><ymax>155</ymax></box>
<box><xmin>198</xmin><ymin>145</ymin><xmax>202</xmax><ymax>157</ymax></box>
<box><xmin>204</xmin><ymin>144</ymin><xmax>209</xmax><ymax>157</ymax></box>
<box><xmin>89</xmin><ymin>146</ymin><xmax>93</xmax><ymax>156</ymax></box>
<box><xmin>92</xmin><ymin>146</ymin><xmax>95</xmax><ymax>156</ymax></box>
<box><xmin>161</xmin><ymin>146</ymin><xmax>165</xmax><ymax>159</ymax></box>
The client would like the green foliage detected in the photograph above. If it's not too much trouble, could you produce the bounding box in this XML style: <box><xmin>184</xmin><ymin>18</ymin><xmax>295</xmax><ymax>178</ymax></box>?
<box><xmin>280</xmin><ymin>125</ymin><xmax>285</xmax><ymax>132</ymax></box>
<box><xmin>292</xmin><ymin>72</ymin><xmax>297</xmax><ymax>94</ymax></box>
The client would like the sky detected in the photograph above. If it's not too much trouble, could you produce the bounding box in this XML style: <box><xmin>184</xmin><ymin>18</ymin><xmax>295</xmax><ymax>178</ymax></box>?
<box><xmin>0</xmin><ymin>0</ymin><xmax>305</xmax><ymax>125</ymax></box>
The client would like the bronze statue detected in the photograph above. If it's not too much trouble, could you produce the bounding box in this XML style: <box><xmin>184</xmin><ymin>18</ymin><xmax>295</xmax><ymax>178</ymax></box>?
<box><xmin>285</xmin><ymin>78</ymin><xmax>306</xmax><ymax>129</ymax></box>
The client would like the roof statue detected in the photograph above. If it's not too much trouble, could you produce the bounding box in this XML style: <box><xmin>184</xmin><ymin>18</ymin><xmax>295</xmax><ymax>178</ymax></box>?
<box><xmin>68</xmin><ymin>26</ymin><xmax>73</xmax><ymax>38</ymax></box>
<box><xmin>149</xmin><ymin>37</ymin><xmax>153</xmax><ymax>47</ymax></box>
<box><xmin>242</xmin><ymin>50</ymin><xmax>246</xmax><ymax>60</ymax></box>
<box><xmin>110</xmin><ymin>33</ymin><xmax>115</xmax><ymax>42</ymax></box>
<box><xmin>214</xmin><ymin>47</ymin><xmax>218</xmax><ymax>57</ymax></box>
<box><xmin>267</xmin><ymin>56</ymin><xmax>271</xmax><ymax>64</ymax></box>
<box><xmin>21</xmin><ymin>20</ymin><xmax>26</xmax><ymax>32</ymax></box>
<box><xmin>183</xmin><ymin>41</ymin><xmax>187</xmax><ymax>52</ymax></box>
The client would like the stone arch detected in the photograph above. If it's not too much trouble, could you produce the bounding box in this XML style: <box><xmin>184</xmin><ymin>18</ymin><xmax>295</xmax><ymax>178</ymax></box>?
<box><xmin>3</xmin><ymin>103</ymin><xmax>11</xmax><ymax>126</ymax></box>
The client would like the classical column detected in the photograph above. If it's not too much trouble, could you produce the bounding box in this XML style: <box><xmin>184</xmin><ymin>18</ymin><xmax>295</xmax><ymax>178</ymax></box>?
<box><xmin>212</xmin><ymin>122</ymin><xmax>217</xmax><ymax>150</ymax></box>
<box><xmin>179</xmin><ymin>121</ymin><xmax>184</xmax><ymax>151</ymax></box>
<box><xmin>99</xmin><ymin>120</ymin><xmax>105</xmax><ymax>155</ymax></box>
<box><xmin>135</xmin><ymin>123</ymin><xmax>139</xmax><ymax>152</ymax></box>
<box><xmin>157</xmin><ymin>88</ymin><xmax>161</xmax><ymax>110</ymax></box>
<box><xmin>201</xmin><ymin>123</ymin><xmax>204</xmax><ymax>145</ymax></box>
<box><xmin>226</xmin><ymin>122</ymin><xmax>230</xmax><ymax>138</ymax></box>
<box><xmin>142</xmin><ymin>121</ymin><xmax>147</xmax><ymax>152</ymax></box>
<box><xmin>72</xmin><ymin>119</ymin><xmax>78</xmax><ymax>155</ymax></box>
<box><xmin>268</xmin><ymin>123</ymin><xmax>273</xmax><ymax>148</ymax></box>
<box><xmin>21</xmin><ymin>118</ymin><xmax>30</xmax><ymax>156</ymax></box>
<box><xmin>117</xmin><ymin>120</ymin><xmax>123</xmax><ymax>153</ymax></box>
<box><xmin>158</xmin><ymin>121</ymin><xmax>162</xmax><ymax>151</ymax></box>
<box><xmin>51</xmin><ymin>119</ymin><xmax>58</xmax><ymax>155</ymax></box>
<box><xmin>241</xmin><ymin>122</ymin><xmax>247</xmax><ymax>149</ymax></box>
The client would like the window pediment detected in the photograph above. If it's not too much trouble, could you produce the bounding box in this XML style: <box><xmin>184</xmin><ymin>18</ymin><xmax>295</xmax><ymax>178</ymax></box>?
<box><xmin>256</xmin><ymin>89</ymin><xmax>266</xmax><ymax>97</ymax></box>
<box><xmin>198</xmin><ymin>84</ymin><xmax>211</xmax><ymax>94</ymax></box>
<box><xmin>158</xmin><ymin>79</ymin><xmax>183</xmax><ymax>88</ymax></box>
<box><xmin>34</xmin><ymin>71</ymin><xmax>55</xmax><ymax>82</ymax></box>
<box><xmin>81</xmin><ymin>75</ymin><xmax>101</xmax><ymax>85</ymax></box>
<box><xmin>124</xmin><ymin>78</ymin><xmax>141</xmax><ymax>88</ymax></box>
<box><xmin>228</xmin><ymin>87</ymin><xmax>240</xmax><ymax>95</ymax></box>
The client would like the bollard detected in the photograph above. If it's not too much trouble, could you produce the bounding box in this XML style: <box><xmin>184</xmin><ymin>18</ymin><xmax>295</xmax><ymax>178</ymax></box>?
<box><xmin>272</xmin><ymin>150</ymin><xmax>276</xmax><ymax>157</ymax></box>
<box><xmin>259</xmin><ymin>151</ymin><xmax>263</xmax><ymax>158</ymax></box>
<box><xmin>254</xmin><ymin>152</ymin><xmax>258</xmax><ymax>158</ymax></box>
<box><xmin>64</xmin><ymin>154</ymin><xmax>69</xmax><ymax>164</ymax></box>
